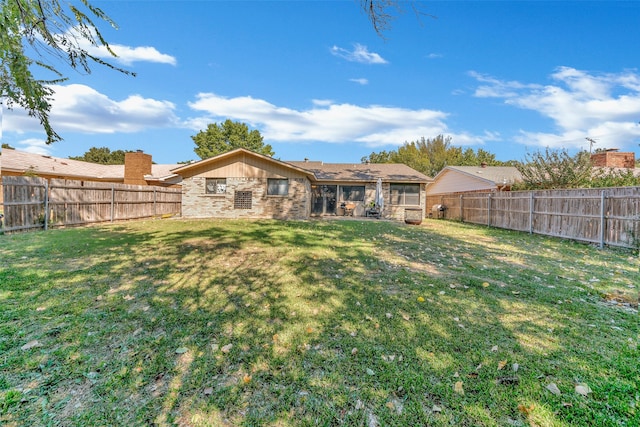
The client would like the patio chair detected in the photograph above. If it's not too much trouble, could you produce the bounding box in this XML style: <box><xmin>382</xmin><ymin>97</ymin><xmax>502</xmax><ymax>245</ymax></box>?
<box><xmin>341</xmin><ymin>202</ymin><xmax>356</xmax><ymax>216</ymax></box>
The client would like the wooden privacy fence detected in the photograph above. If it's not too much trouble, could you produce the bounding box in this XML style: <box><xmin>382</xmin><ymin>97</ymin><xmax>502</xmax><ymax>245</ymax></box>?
<box><xmin>427</xmin><ymin>186</ymin><xmax>640</xmax><ymax>249</ymax></box>
<box><xmin>2</xmin><ymin>176</ymin><xmax>182</xmax><ymax>233</ymax></box>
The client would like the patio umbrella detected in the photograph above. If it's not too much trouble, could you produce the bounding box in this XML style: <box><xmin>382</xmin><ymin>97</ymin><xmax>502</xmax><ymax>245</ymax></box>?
<box><xmin>375</xmin><ymin>178</ymin><xmax>384</xmax><ymax>212</ymax></box>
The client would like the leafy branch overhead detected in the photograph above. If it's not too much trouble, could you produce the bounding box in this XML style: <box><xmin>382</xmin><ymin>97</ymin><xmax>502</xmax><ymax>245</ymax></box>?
<box><xmin>1</xmin><ymin>0</ymin><xmax>134</xmax><ymax>144</ymax></box>
<box><xmin>1</xmin><ymin>0</ymin><xmax>407</xmax><ymax>145</ymax></box>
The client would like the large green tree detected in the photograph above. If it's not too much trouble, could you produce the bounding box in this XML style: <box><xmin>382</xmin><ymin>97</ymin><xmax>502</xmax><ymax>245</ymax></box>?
<box><xmin>69</xmin><ymin>146</ymin><xmax>130</xmax><ymax>164</ymax></box>
<box><xmin>514</xmin><ymin>148</ymin><xmax>593</xmax><ymax>190</ymax></box>
<box><xmin>362</xmin><ymin>135</ymin><xmax>505</xmax><ymax>177</ymax></box>
<box><xmin>1</xmin><ymin>0</ymin><xmax>133</xmax><ymax>144</ymax></box>
<box><xmin>192</xmin><ymin>120</ymin><xmax>273</xmax><ymax>159</ymax></box>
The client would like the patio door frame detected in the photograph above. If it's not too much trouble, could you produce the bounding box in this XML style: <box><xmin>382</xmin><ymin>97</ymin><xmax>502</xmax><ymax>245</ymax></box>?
<box><xmin>311</xmin><ymin>184</ymin><xmax>337</xmax><ymax>215</ymax></box>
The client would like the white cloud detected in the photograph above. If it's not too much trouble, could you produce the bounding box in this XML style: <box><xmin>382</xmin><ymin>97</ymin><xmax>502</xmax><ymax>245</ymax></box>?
<box><xmin>427</xmin><ymin>53</ymin><xmax>443</xmax><ymax>59</ymax></box>
<box><xmin>349</xmin><ymin>78</ymin><xmax>369</xmax><ymax>85</ymax></box>
<box><xmin>471</xmin><ymin>67</ymin><xmax>640</xmax><ymax>150</ymax></box>
<box><xmin>187</xmin><ymin>93</ymin><xmax>467</xmax><ymax>147</ymax></box>
<box><xmin>330</xmin><ymin>43</ymin><xmax>388</xmax><ymax>64</ymax></box>
<box><xmin>470</xmin><ymin>71</ymin><xmax>541</xmax><ymax>98</ymax></box>
<box><xmin>312</xmin><ymin>99</ymin><xmax>334</xmax><ymax>107</ymax></box>
<box><xmin>61</xmin><ymin>26</ymin><xmax>176</xmax><ymax>66</ymax></box>
<box><xmin>15</xmin><ymin>138</ymin><xmax>52</xmax><ymax>155</ymax></box>
<box><xmin>98</xmin><ymin>44</ymin><xmax>177</xmax><ymax>66</ymax></box>
<box><xmin>3</xmin><ymin>84</ymin><xmax>180</xmax><ymax>134</ymax></box>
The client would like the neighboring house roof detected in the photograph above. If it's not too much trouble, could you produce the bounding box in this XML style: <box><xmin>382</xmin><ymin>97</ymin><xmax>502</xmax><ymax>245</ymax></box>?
<box><xmin>427</xmin><ymin>166</ymin><xmax>522</xmax><ymax>195</ymax></box>
<box><xmin>144</xmin><ymin>164</ymin><xmax>182</xmax><ymax>184</ymax></box>
<box><xmin>287</xmin><ymin>161</ymin><xmax>432</xmax><ymax>183</ymax></box>
<box><xmin>0</xmin><ymin>149</ymin><xmax>180</xmax><ymax>182</ymax></box>
<box><xmin>444</xmin><ymin>166</ymin><xmax>523</xmax><ymax>185</ymax></box>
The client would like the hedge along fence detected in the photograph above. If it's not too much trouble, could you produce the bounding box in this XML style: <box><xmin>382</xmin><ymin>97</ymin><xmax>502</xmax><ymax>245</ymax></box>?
<box><xmin>426</xmin><ymin>186</ymin><xmax>640</xmax><ymax>249</ymax></box>
<box><xmin>1</xmin><ymin>176</ymin><xmax>182</xmax><ymax>233</ymax></box>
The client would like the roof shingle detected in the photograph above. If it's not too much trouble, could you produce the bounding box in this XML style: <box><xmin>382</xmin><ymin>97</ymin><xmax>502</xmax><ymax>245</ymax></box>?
<box><xmin>287</xmin><ymin>161</ymin><xmax>432</xmax><ymax>182</ymax></box>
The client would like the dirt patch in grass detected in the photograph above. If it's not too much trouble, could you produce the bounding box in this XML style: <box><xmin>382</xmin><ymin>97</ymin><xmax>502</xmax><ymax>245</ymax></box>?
<box><xmin>602</xmin><ymin>290</ymin><xmax>638</xmax><ymax>311</ymax></box>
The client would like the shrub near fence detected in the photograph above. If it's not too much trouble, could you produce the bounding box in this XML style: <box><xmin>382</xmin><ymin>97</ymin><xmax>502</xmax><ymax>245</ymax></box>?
<box><xmin>426</xmin><ymin>186</ymin><xmax>640</xmax><ymax>249</ymax></box>
<box><xmin>1</xmin><ymin>176</ymin><xmax>182</xmax><ymax>233</ymax></box>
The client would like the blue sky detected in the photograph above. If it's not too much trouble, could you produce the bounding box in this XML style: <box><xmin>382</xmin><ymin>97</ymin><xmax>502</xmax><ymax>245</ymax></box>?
<box><xmin>3</xmin><ymin>0</ymin><xmax>640</xmax><ymax>167</ymax></box>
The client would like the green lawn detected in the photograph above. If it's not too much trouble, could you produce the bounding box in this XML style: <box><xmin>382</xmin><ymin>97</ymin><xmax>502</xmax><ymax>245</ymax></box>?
<box><xmin>1</xmin><ymin>218</ymin><xmax>638</xmax><ymax>426</ymax></box>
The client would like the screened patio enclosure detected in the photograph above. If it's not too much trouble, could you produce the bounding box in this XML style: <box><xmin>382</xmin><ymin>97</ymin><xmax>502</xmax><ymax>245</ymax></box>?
<box><xmin>311</xmin><ymin>184</ymin><xmax>366</xmax><ymax>216</ymax></box>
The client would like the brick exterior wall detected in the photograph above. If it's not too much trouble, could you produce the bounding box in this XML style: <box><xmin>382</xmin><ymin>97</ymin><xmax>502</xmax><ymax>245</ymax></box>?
<box><xmin>590</xmin><ymin>152</ymin><xmax>635</xmax><ymax>169</ymax></box>
<box><xmin>182</xmin><ymin>176</ymin><xmax>310</xmax><ymax>219</ymax></box>
<box><xmin>124</xmin><ymin>151</ymin><xmax>152</xmax><ymax>185</ymax></box>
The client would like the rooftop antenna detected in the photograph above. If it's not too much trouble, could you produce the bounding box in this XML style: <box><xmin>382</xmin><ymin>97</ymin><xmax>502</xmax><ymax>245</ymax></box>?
<box><xmin>586</xmin><ymin>137</ymin><xmax>598</xmax><ymax>154</ymax></box>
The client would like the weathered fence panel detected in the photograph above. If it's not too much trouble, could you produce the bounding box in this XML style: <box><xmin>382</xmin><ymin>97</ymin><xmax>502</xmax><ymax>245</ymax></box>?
<box><xmin>427</xmin><ymin>187</ymin><xmax>640</xmax><ymax>249</ymax></box>
<box><xmin>1</xmin><ymin>176</ymin><xmax>47</xmax><ymax>232</ymax></box>
<box><xmin>2</xmin><ymin>176</ymin><xmax>182</xmax><ymax>233</ymax></box>
<box><xmin>489</xmin><ymin>193</ymin><xmax>531</xmax><ymax>232</ymax></box>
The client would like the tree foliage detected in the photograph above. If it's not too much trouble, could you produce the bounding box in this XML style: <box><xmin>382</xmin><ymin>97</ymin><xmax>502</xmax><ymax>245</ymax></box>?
<box><xmin>514</xmin><ymin>147</ymin><xmax>640</xmax><ymax>189</ymax></box>
<box><xmin>69</xmin><ymin>146</ymin><xmax>130</xmax><ymax>164</ymax></box>
<box><xmin>192</xmin><ymin>120</ymin><xmax>273</xmax><ymax>159</ymax></box>
<box><xmin>1</xmin><ymin>0</ymin><xmax>133</xmax><ymax>144</ymax></box>
<box><xmin>588</xmin><ymin>168</ymin><xmax>640</xmax><ymax>188</ymax></box>
<box><xmin>361</xmin><ymin>135</ymin><xmax>506</xmax><ymax>177</ymax></box>
<box><xmin>513</xmin><ymin>148</ymin><xmax>594</xmax><ymax>190</ymax></box>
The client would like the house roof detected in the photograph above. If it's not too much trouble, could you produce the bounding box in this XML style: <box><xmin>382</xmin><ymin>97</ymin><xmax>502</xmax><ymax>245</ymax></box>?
<box><xmin>171</xmin><ymin>148</ymin><xmax>316</xmax><ymax>179</ymax></box>
<box><xmin>171</xmin><ymin>148</ymin><xmax>431</xmax><ymax>183</ymax></box>
<box><xmin>0</xmin><ymin>148</ymin><xmax>179</xmax><ymax>181</ymax></box>
<box><xmin>439</xmin><ymin>166</ymin><xmax>523</xmax><ymax>185</ymax></box>
<box><xmin>287</xmin><ymin>161</ymin><xmax>433</xmax><ymax>183</ymax></box>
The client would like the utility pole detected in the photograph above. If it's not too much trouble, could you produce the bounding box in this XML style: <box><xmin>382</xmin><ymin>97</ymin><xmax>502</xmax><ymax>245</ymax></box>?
<box><xmin>586</xmin><ymin>137</ymin><xmax>597</xmax><ymax>154</ymax></box>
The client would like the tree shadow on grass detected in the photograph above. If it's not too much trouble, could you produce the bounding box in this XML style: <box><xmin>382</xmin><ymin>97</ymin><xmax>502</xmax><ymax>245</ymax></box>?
<box><xmin>1</xmin><ymin>219</ymin><xmax>637</xmax><ymax>426</ymax></box>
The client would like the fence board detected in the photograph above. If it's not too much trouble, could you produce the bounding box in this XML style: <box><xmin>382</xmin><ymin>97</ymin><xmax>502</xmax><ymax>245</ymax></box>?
<box><xmin>2</xmin><ymin>176</ymin><xmax>181</xmax><ymax>233</ymax></box>
<box><xmin>426</xmin><ymin>187</ymin><xmax>640</xmax><ymax>249</ymax></box>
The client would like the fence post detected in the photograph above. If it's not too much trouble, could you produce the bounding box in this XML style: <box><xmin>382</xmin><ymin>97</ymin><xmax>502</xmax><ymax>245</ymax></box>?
<box><xmin>111</xmin><ymin>184</ymin><xmax>115</xmax><ymax>223</ymax></box>
<box><xmin>487</xmin><ymin>193</ymin><xmax>492</xmax><ymax>227</ymax></box>
<box><xmin>529</xmin><ymin>192</ymin><xmax>534</xmax><ymax>234</ymax></box>
<box><xmin>599</xmin><ymin>190</ymin><xmax>605</xmax><ymax>249</ymax></box>
<box><xmin>44</xmin><ymin>179</ymin><xmax>49</xmax><ymax>231</ymax></box>
<box><xmin>460</xmin><ymin>194</ymin><xmax>464</xmax><ymax>222</ymax></box>
<box><xmin>153</xmin><ymin>188</ymin><xmax>157</xmax><ymax>217</ymax></box>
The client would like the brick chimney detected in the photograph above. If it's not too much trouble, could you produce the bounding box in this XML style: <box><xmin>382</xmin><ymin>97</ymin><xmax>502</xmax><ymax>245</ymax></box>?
<box><xmin>590</xmin><ymin>149</ymin><xmax>635</xmax><ymax>169</ymax></box>
<box><xmin>124</xmin><ymin>150</ymin><xmax>152</xmax><ymax>185</ymax></box>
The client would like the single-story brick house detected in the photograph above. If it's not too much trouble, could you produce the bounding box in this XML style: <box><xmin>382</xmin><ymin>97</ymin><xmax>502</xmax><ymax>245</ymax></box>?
<box><xmin>172</xmin><ymin>148</ymin><xmax>432</xmax><ymax>220</ymax></box>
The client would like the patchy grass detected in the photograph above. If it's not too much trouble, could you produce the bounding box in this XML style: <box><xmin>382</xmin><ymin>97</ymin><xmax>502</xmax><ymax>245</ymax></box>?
<box><xmin>1</xmin><ymin>218</ymin><xmax>638</xmax><ymax>426</ymax></box>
